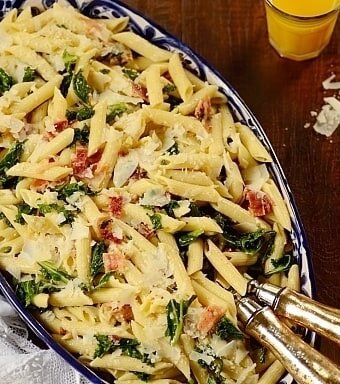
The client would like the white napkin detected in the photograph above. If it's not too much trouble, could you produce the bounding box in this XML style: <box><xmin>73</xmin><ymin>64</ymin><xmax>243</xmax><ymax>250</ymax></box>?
<box><xmin>0</xmin><ymin>296</ymin><xmax>90</xmax><ymax>384</ymax></box>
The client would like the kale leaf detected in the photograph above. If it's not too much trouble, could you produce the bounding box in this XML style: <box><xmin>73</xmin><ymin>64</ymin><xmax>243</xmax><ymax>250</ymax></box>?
<box><xmin>0</xmin><ymin>141</ymin><xmax>25</xmax><ymax>188</ymax></box>
<box><xmin>215</xmin><ymin>316</ymin><xmax>243</xmax><ymax>342</ymax></box>
<box><xmin>149</xmin><ymin>213</ymin><xmax>162</xmax><ymax>230</ymax></box>
<box><xmin>165</xmin><ymin>296</ymin><xmax>195</xmax><ymax>345</ymax></box>
<box><xmin>178</xmin><ymin>229</ymin><xmax>204</xmax><ymax>247</ymax></box>
<box><xmin>23</xmin><ymin>66</ymin><xmax>36</xmax><ymax>82</ymax></box>
<box><xmin>38</xmin><ymin>261</ymin><xmax>71</xmax><ymax>285</ymax></box>
<box><xmin>0</xmin><ymin>68</ymin><xmax>14</xmax><ymax>94</ymax></box>
<box><xmin>16</xmin><ymin>279</ymin><xmax>39</xmax><ymax>307</ymax></box>
<box><xmin>62</xmin><ymin>50</ymin><xmax>78</xmax><ymax>72</ymax></box>
<box><xmin>164</xmin><ymin>200</ymin><xmax>179</xmax><ymax>218</ymax></box>
<box><xmin>73</xmin><ymin>70</ymin><xmax>91</xmax><ymax>103</ymax></box>
<box><xmin>132</xmin><ymin>372</ymin><xmax>150</xmax><ymax>381</ymax></box>
<box><xmin>15</xmin><ymin>203</ymin><xmax>34</xmax><ymax>224</ymax></box>
<box><xmin>265</xmin><ymin>254</ymin><xmax>293</xmax><ymax>276</ymax></box>
<box><xmin>90</xmin><ymin>241</ymin><xmax>106</xmax><ymax>278</ymax></box>
<box><xmin>38</xmin><ymin>203</ymin><xmax>75</xmax><ymax>225</ymax></box>
<box><xmin>122</xmin><ymin>67</ymin><xmax>139</xmax><ymax>80</ymax></box>
<box><xmin>94</xmin><ymin>335</ymin><xmax>146</xmax><ymax>361</ymax></box>
<box><xmin>106</xmin><ymin>103</ymin><xmax>128</xmax><ymax>124</ymax></box>
<box><xmin>67</xmin><ymin>105</ymin><xmax>94</xmax><ymax>122</ymax></box>
<box><xmin>72</xmin><ymin>125</ymin><xmax>90</xmax><ymax>145</ymax></box>
<box><xmin>55</xmin><ymin>182</ymin><xmax>95</xmax><ymax>201</ymax></box>
<box><xmin>163</xmin><ymin>83</ymin><xmax>176</xmax><ymax>94</ymax></box>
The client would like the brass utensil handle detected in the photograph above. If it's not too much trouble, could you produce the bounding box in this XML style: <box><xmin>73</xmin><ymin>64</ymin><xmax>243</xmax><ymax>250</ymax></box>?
<box><xmin>237</xmin><ymin>298</ymin><xmax>340</xmax><ymax>384</ymax></box>
<box><xmin>275</xmin><ymin>288</ymin><xmax>340</xmax><ymax>344</ymax></box>
<box><xmin>254</xmin><ymin>283</ymin><xmax>340</xmax><ymax>344</ymax></box>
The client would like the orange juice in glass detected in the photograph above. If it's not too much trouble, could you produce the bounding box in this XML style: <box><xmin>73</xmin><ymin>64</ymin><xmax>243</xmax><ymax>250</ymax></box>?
<box><xmin>264</xmin><ymin>0</ymin><xmax>340</xmax><ymax>61</ymax></box>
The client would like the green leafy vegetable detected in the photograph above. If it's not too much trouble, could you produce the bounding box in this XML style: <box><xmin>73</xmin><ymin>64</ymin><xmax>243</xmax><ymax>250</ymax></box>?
<box><xmin>55</xmin><ymin>182</ymin><xmax>95</xmax><ymax>201</ymax></box>
<box><xmin>73</xmin><ymin>70</ymin><xmax>91</xmax><ymax>103</ymax></box>
<box><xmin>188</xmin><ymin>203</ymin><xmax>202</xmax><ymax>217</ymax></box>
<box><xmin>62</xmin><ymin>50</ymin><xmax>78</xmax><ymax>72</ymax></box>
<box><xmin>167</xmin><ymin>142</ymin><xmax>179</xmax><ymax>155</ymax></box>
<box><xmin>163</xmin><ymin>83</ymin><xmax>176</xmax><ymax>94</ymax></box>
<box><xmin>215</xmin><ymin>212</ymin><xmax>276</xmax><ymax>256</ymax></box>
<box><xmin>178</xmin><ymin>229</ymin><xmax>204</xmax><ymax>247</ymax></box>
<box><xmin>265</xmin><ymin>255</ymin><xmax>293</xmax><ymax>276</ymax></box>
<box><xmin>67</xmin><ymin>105</ymin><xmax>94</xmax><ymax>122</ymax></box>
<box><xmin>164</xmin><ymin>200</ymin><xmax>179</xmax><ymax>218</ymax></box>
<box><xmin>106</xmin><ymin>103</ymin><xmax>128</xmax><ymax>124</ymax></box>
<box><xmin>38</xmin><ymin>261</ymin><xmax>71</xmax><ymax>285</ymax></box>
<box><xmin>38</xmin><ymin>203</ymin><xmax>75</xmax><ymax>225</ymax></box>
<box><xmin>94</xmin><ymin>335</ymin><xmax>146</xmax><ymax>361</ymax></box>
<box><xmin>94</xmin><ymin>335</ymin><xmax>112</xmax><ymax>358</ymax></box>
<box><xmin>0</xmin><ymin>68</ymin><xmax>14</xmax><ymax>94</ymax></box>
<box><xmin>215</xmin><ymin>316</ymin><xmax>243</xmax><ymax>342</ymax></box>
<box><xmin>95</xmin><ymin>273</ymin><xmax>113</xmax><ymax>289</ymax></box>
<box><xmin>132</xmin><ymin>372</ymin><xmax>150</xmax><ymax>381</ymax></box>
<box><xmin>15</xmin><ymin>203</ymin><xmax>34</xmax><ymax>224</ymax></box>
<box><xmin>100</xmin><ymin>68</ymin><xmax>110</xmax><ymax>74</ymax></box>
<box><xmin>0</xmin><ymin>246</ymin><xmax>11</xmax><ymax>253</ymax></box>
<box><xmin>149</xmin><ymin>213</ymin><xmax>162</xmax><ymax>230</ymax></box>
<box><xmin>122</xmin><ymin>67</ymin><xmax>139</xmax><ymax>80</ymax></box>
<box><xmin>0</xmin><ymin>141</ymin><xmax>25</xmax><ymax>188</ymax></box>
<box><xmin>90</xmin><ymin>241</ymin><xmax>106</xmax><ymax>277</ymax></box>
<box><xmin>22</xmin><ymin>66</ymin><xmax>36</xmax><ymax>82</ymax></box>
<box><xmin>195</xmin><ymin>345</ymin><xmax>224</xmax><ymax>384</ymax></box>
<box><xmin>72</xmin><ymin>125</ymin><xmax>90</xmax><ymax>145</ymax></box>
<box><xmin>16</xmin><ymin>280</ymin><xmax>39</xmax><ymax>307</ymax></box>
<box><xmin>165</xmin><ymin>296</ymin><xmax>195</xmax><ymax>345</ymax></box>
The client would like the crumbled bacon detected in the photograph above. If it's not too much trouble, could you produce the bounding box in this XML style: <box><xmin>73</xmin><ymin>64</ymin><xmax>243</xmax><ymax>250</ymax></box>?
<box><xmin>108</xmin><ymin>334</ymin><xmax>121</xmax><ymax>342</ymax></box>
<box><xmin>103</xmin><ymin>250</ymin><xmax>126</xmax><ymax>273</ymax></box>
<box><xmin>71</xmin><ymin>145</ymin><xmax>103</xmax><ymax>179</ymax></box>
<box><xmin>136</xmin><ymin>222</ymin><xmax>155</xmax><ymax>239</ymax></box>
<box><xmin>130</xmin><ymin>167</ymin><xmax>147</xmax><ymax>181</ymax></box>
<box><xmin>100</xmin><ymin>220</ymin><xmax>123</xmax><ymax>244</ymax></box>
<box><xmin>59</xmin><ymin>327</ymin><xmax>67</xmax><ymax>336</ymax></box>
<box><xmin>197</xmin><ymin>306</ymin><xmax>225</xmax><ymax>334</ymax></box>
<box><xmin>114</xmin><ymin>304</ymin><xmax>134</xmax><ymax>323</ymax></box>
<box><xmin>54</xmin><ymin>119</ymin><xmax>69</xmax><ymax>132</ymax></box>
<box><xmin>71</xmin><ymin>146</ymin><xmax>88</xmax><ymax>178</ymax></box>
<box><xmin>132</xmin><ymin>83</ymin><xmax>148</xmax><ymax>102</ymax></box>
<box><xmin>194</xmin><ymin>97</ymin><xmax>212</xmax><ymax>127</ymax></box>
<box><xmin>244</xmin><ymin>188</ymin><xmax>273</xmax><ymax>217</ymax></box>
<box><xmin>109</xmin><ymin>196</ymin><xmax>124</xmax><ymax>218</ymax></box>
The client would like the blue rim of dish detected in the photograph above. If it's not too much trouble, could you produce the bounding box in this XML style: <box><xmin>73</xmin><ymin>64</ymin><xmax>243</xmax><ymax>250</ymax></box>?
<box><xmin>0</xmin><ymin>1</ymin><xmax>318</xmax><ymax>383</ymax></box>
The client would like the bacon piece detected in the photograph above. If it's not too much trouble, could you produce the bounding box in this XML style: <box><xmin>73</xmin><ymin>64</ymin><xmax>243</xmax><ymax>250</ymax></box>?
<box><xmin>244</xmin><ymin>188</ymin><xmax>272</xmax><ymax>217</ymax></box>
<box><xmin>116</xmin><ymin>304</ymin><xmax>134</xmax><ymax>322</ymax></box>
<box><xmin>194</xmin><ymin>97</ymin><xmax>212</xmax><ymax>127</ymax></box>
<box><xmin>197</xmin><ymin>305</ymin><xmax>224</xmax><ymax>334</ymax></box>
<box><xmin>132</xmin><ymin>83</ymin><xmax>148</xmax><ymax>102</ymax></box>
<box><xmin>136</xmin><ymin>222</ymin><xmax>155</xmax><ymax>240</ymax></box>
<box><xmin>103</xmin><ymin>250</ymin><xmax>126</xmax><ymax>273</ymax></box>
<box><xmin>100</xmin><ymin>220</ymin><xmax>123</xmax><ymax>244</ymax></box>
<box><xmin>71</xmin><ymin>146</ymin><xmax>88</xmax><ymax>178</ymax></box>
<box><xmin>109</xmin><ymin>196</ymin><xmax>124</xmax><ymax>218</ymax></box>
<box><xmin>54</xmin><ymin>119</ymin><xmax>69</xmax><ymax>132</ymax></box>
<box><xmin>71</xmin><ymin>145</ymin><xmax>103</xmax><ymax>179</ymax></box>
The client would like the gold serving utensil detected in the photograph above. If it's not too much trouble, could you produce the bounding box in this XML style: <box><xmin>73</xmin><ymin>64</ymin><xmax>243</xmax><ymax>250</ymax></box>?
<box><xmin>235</xmin><ymin>280</ymin><xmax>340</xmax><ymax>384</ymax></box>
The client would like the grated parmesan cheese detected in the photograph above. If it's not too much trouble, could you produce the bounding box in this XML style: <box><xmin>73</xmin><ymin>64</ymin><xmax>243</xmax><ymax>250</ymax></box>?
<box><xmin>322</xmin><ymin>74</ymin><xmax>340</xmax><ymax>90</ymax></box>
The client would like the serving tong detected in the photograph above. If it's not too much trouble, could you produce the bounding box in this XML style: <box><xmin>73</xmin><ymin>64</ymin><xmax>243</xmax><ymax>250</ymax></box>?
<box><xmin>236</xmin><ymin>279</ymin><xmax>340</xmax><ymax>384</ymax></box>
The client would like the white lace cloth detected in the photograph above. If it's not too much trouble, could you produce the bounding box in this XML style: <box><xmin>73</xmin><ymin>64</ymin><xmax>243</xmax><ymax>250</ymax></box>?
<box><xmin>0</xmin><ymin>296</ymin><xmax>90</xmax><ymax>384</ymax></box>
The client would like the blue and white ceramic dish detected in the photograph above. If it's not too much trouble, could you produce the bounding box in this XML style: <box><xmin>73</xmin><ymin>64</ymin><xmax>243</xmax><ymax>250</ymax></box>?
<box><xmin>0</xmin><ymin>1</ymin><xmax>316</xmax><ymax>383</ymax></box>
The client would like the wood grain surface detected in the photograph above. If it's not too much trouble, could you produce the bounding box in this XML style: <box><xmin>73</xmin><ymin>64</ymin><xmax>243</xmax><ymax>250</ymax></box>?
<box><xmin>121</xmin><ymin>0</ymin><xmax>340</xmax><ymax>365</ymax></box>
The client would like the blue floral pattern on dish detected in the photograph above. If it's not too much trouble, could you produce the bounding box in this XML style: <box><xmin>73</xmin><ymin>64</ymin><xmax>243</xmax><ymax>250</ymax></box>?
<box><xmin>0</xmin><ymin>1</ymin><xmax>317</xmax><ymax>383</ymax></box>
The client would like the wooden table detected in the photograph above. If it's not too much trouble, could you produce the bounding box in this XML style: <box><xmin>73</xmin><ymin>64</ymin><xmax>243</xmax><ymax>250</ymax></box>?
<box><xmin>122</xmin><ymin>0</ymin><xmax>340</xmax><ymax>365</ymax></box>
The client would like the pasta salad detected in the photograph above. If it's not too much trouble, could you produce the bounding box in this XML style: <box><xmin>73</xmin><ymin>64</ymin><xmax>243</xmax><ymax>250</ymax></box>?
<box><xmin>0</xmin><ymin>4</ymin><xmax>298</xmax><ymax>384</ymax></box>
